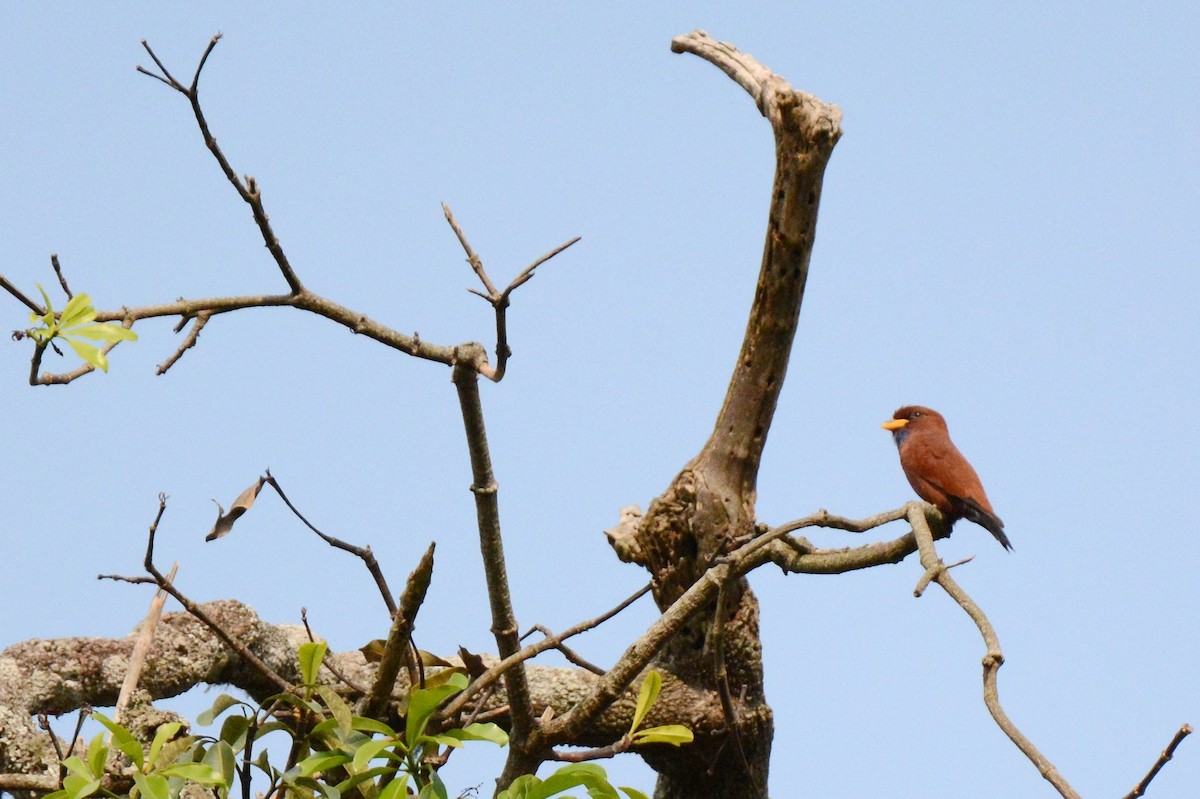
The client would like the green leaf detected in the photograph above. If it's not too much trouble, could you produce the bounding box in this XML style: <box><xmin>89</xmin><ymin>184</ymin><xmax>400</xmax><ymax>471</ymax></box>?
<box><xmin>316</xmin><ymin>684</ymin><xmax>354</xmax><ymax>736</ymax></box>
<box><xmin>60</xmin><ymin>756</ymin><xmax>94</xmax><ymax>780</ymax></box>
<box><xmin>444</xmin><ymin>721</ymin><xmax>508</xmax><ymax>746</ymax></box>
<box><xmin>69</xmin><ymin>322</ymin><xmax>137</xmax><ymax>342</ymax></box>
<box><xmin>619</xmin><ymin>788</ymin><xmax>651</xmax><ymax>799</ymax></box>
<box><xmin>58</xmin><ymin>293</ymin><xmax>95</xmax><ymax>329</ymax></box>
<box><xmin>203</xmin><ymin>740</ymin><xmax>237</xmax><ymax>788</ymax></box>
<box><xmin>404</xmin><ymin>672</ymin><xmax>467</xmax><ymax>745</ymax></box>
<box><xmin>218</xmin><ymin>713</ymin><xmax>251</xmax><ymax>749</ymax></box>
<box><xmin>417</xmin><ymin>666</ymin><xmax>468</xmax><ymax>690</ymax></box>
<box><xmin>84</xmin><ymin>732</ymin><xmax>109</xmax><ymax>779</ymax></box>
<box><xmin>630</xmin><ymin>725</ymin><xmax>693</xmax><ymax>746</ymax></box>
<box><xmin>65</xmin><ymin>336</ymin><xmax>107</xmax><ymax>371</ymax></box>
<box><xmin>532</xmin><ymin>763</ymin><xmax>620</xmax><ymax>799</ymax></box>
<box><xmin>197</xmin><ymin>693</ymin><xmax>246</xmax><ymax>726</ymax></box>
<box><xmin>89</xmin><ymin>713</ymin><xmax>141</xmax><ymax>769</ymax></box>
<box><xmin>351</xmin><ymin>736</ymin><xmax>399</xmax><ymax>773</ymax></box>
<box><xmin>378</xmin><ymin>774</ymin><xmax>411</xmax><ymax>799</ymax></box>
<box><xmin>334</xmin><ymin>765</ymin><xmax>391</xmax><ymax>792</ymax></box>
<box><xmin>36</xmin><ymin>284</ymin><xmax>55</xmax><ymax>318</ymax></box>
<box><xmin>132</xmin><ymin>772</ymin><xmax>171</xmax><ymax>799</ymax></box>
<box><xmin>283</xmin><ymin>773</ymin><xmax>341</xmax><ymax>799</ymax></box>
<box><xmin>352</xmin><ymin>716</ymin><xmax>397</xmax><ymax>736</ymax></box>
<box><xmin>629</xmin><ymin>671</ymin><xmax>661</xmax><ymax>735</ymax></box>
<box><xmin>61</xmin><ymin>773</ymin><xmax>101</xmax><ymax>799</ymax></box>
<box><xmin>297</xmin><ymin>751</ymin><xmax>352</xmax><ymax>778</ymax></box>
<box><xmin>147</xmin><ymin>721</ymin><xmax>183</xmax><ymax>769</ymax></box>
<box><xmin>158</xmin><ymin>762</ymin><xmax>226</xmax><ymax>784</ymax></box>
<box><xmin>418</xmin><ymin>770</ymin><xmax>449</xmax><ymax>799</ymax></box>
<box><xmin>298</xmin><ymin>641</ymin><xmax>328</xmax><ymax>686</ymax></box>
<box><xmin>150</xmin><ymin>734</ymin><xmax>195</xmax><ymax>773</ymax></box>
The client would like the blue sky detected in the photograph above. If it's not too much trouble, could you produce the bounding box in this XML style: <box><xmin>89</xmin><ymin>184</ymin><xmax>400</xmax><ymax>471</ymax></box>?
<box><xmin>2</xmin><ymin>3</ymin><xmax>1198</xmax><ymax>796</ymax></box>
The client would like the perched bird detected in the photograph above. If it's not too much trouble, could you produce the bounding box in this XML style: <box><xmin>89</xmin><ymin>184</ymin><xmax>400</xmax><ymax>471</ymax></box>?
<box><xmin>882</xmin><ymin>405</ymin><xmax>1011</xmax><ymax>550</ymax></box>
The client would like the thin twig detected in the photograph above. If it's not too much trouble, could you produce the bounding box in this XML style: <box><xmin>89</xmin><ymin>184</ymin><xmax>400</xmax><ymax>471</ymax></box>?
<box><xmin>301</xmin><ymin>608</ymin><xmax>369</xmax><ymax>695</ymax></box>
<box><xmin>0</xmin><ymin>275</ymin><xmax>44</xmax><ymax>314</ymax></box>
<box><xmin>907</xmin><ymin>504</ymin><xmax>1082</xmax><ymax>799</ymax></box>
<box><xmin>1124</xmin><ymin>723</ymin><xmax>1192</xmax><ymax>799</ymax></box>
<box><xmin>113</xmin><ymin>562</ymin><xmax>179</xmax><ymax>724</ymax></box>
<box><xmin>522</xmin><ymin>625</ymin><xmax>604</xmax><ymax>675</ymax></box>
<box><xmin>140</xmin><ymin>36</ymin><xmax>303</xmax><ymax>294</ymax></box>
<box><xmin>156</xmin><ymin>311</ymin><xmax>209</xmax><ymax>375</ymax></box>
<box><xmin>10</xmin><ymin>289</ymin><xmax>453</xmax><ymax>385</ymax></box>
<box><xmin>50</xmin><ymin>253</ymin><xmax>72</xmax><ymax>298</ymax></box>
<box><xmin>705</xmin><ymin>575</ymin><xmax>757</xmax><ymax>791</ymax></box>
<box><xmin>439</xmin><ymin>582</ymin><xmax>650</xmax><ymax>723</ymax></box>
<box><xmin>141</xmin><ymin>493</ymin><xmax>292</xmax><ymax>693</ymax></box>
<box><xmin>138</xmin><ymin>39</ymin><xmax>183</xmax><ymax>90</ymax></box>
<box><xmin>36</xmin><ymin>714</ymin><xmax>65</xmax><ymax>786</ymax></box>
<box><xmin>546</xmin><ymin>738</ymin><xmax>632</xmax><ymax>762</ymax></box>
<box><xmin>442</xmin><ymin>203</ymin><xmax>579</xmax><ymax>382</ymax></box>
<box><xmin>442</xmin><ymin>204</ymin><xmax>496</xmax><ymax>296</ymax></box>
<box><xmin>265</xmin><ymin>471</ymin><xmax>397</xmax><ymax>617</ymax></box>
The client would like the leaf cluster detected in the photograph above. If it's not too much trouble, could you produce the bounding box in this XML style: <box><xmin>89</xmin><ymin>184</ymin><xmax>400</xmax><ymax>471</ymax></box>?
<box><xmin>42</xmin><ymin>645</ymin><xmax>689</xmax><ymax>799</ymax></box>
<box><xmin>26</xmin><ymin>285</ymin><xmax>136</xmax><ymax>372</ymax></box>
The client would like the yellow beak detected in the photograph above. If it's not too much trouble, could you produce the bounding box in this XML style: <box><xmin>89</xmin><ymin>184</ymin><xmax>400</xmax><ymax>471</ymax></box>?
<box><xmin>881</xmin><ymin>418</ymin><xmax>908</xmax><ymax>431</ymax></box>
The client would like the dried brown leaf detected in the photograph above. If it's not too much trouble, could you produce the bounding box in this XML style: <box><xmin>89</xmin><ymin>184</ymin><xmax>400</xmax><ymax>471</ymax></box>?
<box><xmin>205</xmin><ymin>476</ymin><xmax>267</xmax><ymax>541</ymax></box>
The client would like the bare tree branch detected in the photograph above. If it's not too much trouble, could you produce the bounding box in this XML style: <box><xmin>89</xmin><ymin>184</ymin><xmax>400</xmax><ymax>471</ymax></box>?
<box><xmin>50</xmin><ymin>253</ymin><xmax>73</xmax><ymax>298</ymax></box>
<box><xmin>139</xmin><ymin>35</ymin><xmax>304</xmax><ymax>295</ymax></box>
<box><xmin>360</xmin><ymin>543</ymin><xmax>436</xmax><ymax>719</ymax></box>
<box><xmin>113</xmin><ymin>562</ymin><xmax>179</xmax><ymax>723</ymax></box>
<box><xmin>906</xmin><ymin>503</ymin><xmax>1082</xmax><ymax>799</ymax></box>
<box><xmin>0</xmin><ymin>275</ymin><xmax>44</xmax><ymax>314</ymax></box>
<box><xmin>156</xmin><ymin>311</ymin><xmax>209</xmax><ymax>375</ymax></box>
<box><xmin>1124</xmin><ymin>723</ymin><xmax>1192</xmax><ymax>799</ymax></box>
<box><xmin>451</xmin><ymin>344</ymin><xmax>538</xmax><ymax>786</ymax></box>
<box><xmin>264</xmin><ymin>471</ymin><xmax>398</xmax><ymax>617</ymax></box>
<box><xmin>442</xmin><ymin>203</ymin><xmax>579</xmax><ymax>382</ymax></box>
<box><xmin>439</xmin><ymin>583</ymin><xmax>651</xmax><ymax>723</ymax></box>
<box><xmin>142</xmin><ymin>493</ymin><xmax>293</xmax><ymax>693</ymax></box>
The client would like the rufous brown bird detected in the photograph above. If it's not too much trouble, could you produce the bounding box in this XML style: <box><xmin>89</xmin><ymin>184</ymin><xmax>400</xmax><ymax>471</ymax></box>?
<box><xmin>882</xmin><ymin>405</ymin><xmax>1011</xmax><ymax>550</ymax></box>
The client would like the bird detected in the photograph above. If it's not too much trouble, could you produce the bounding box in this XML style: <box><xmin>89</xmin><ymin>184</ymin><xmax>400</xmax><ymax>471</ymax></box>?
<box><xmin>882</xmin><ymin>405</ymin><xmax>1011</xmax><ymax>550</ymax></box>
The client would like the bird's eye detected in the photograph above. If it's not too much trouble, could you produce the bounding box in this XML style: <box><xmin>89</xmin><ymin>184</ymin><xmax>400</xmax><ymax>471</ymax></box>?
<box><xmin>912</xmin><ymin>411</ymin><xmax>923</xmax><ymax>418</ymax></box>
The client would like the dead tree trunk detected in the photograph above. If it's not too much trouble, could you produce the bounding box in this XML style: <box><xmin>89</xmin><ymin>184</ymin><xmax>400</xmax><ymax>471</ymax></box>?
<box><xmin>608</xmin><ymin>31</ymin><xmax>842</xmax><ymax>799</ymax></box>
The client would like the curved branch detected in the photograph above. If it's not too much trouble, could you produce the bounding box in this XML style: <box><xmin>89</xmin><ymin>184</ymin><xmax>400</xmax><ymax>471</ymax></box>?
<box><xmin>673</xmin><ymin>30</ymin><xmax>843</xmax><ymax>496</ymax></box>
<box><xmin>907</xmin><ymin>504</ymin><xmax>1083</xmax><ymax>799</ymax></box>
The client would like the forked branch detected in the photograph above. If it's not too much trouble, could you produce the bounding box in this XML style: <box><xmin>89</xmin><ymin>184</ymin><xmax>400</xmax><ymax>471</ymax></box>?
<box><xmin>906</xmin><ymin>504</ymin><xmax>1082</xmax><ymax>799</ymax></box>
<box><xmin>4</xmin><ymin>36</ymin><xmax>577</xmax><ymax>388</ymax></box>
<box><xmin>443</xmin><ymin>203</ymin><xmax>580</xmax><ymax>381</ymax></box>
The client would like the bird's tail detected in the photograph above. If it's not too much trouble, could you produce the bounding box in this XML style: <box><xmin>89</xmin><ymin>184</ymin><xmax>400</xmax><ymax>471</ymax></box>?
<box><xmin>959</xmin><ymin>498</ymin><xmax>1012</xmax><ymax>551</ymax></box>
